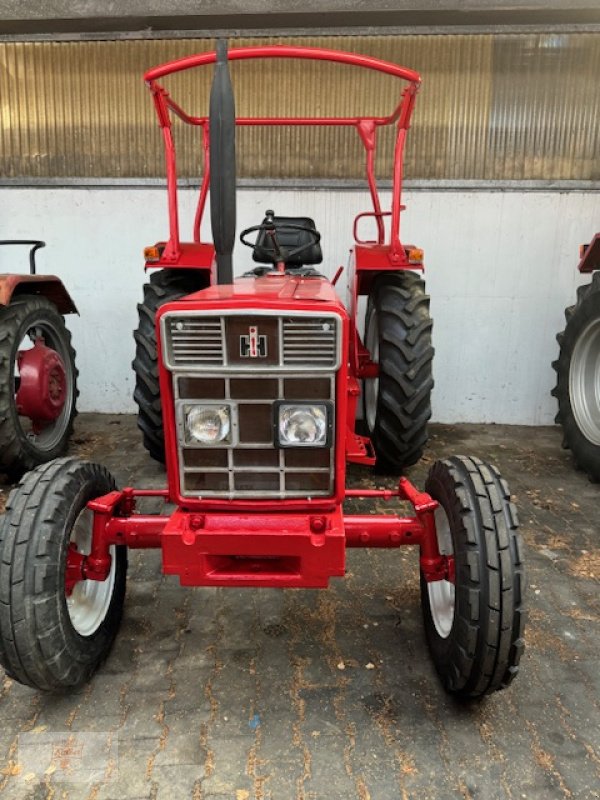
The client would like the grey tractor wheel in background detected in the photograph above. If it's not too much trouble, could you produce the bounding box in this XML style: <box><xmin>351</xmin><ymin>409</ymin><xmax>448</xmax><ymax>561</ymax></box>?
<box><xmin>0</xmin><ymin>458</ymin><xmax>127</xmax><ymax>691</ymax></box>
<box><xmin>132</xmin><ymin>269</ymin><xmax>209</xmax><ymax>463</ymax></box>
<box><xmin>0</xmin><ymin>295</ymin><xmax>78</xmax><ymax>478</ymax></box>
<box><xmin>552</xmin><ymin>272</ymin><xmax>600</xmax><ymax>482</ymax></box>
<box><xmin>421</xmin><ymin>455</ymin><xmax>525</xmax><ymax>699</ymax></box>
<box><xmin>363</xmin><ymin>271</ymin><xmax>434</xmax><ymax>472</ymax></box>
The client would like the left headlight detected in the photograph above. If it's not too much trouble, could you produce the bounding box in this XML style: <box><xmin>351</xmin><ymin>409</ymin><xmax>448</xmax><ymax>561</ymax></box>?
<box><xmin>276</xmin><ymin>403</ymin><xmax>330</xmax><ymax>447</ymax></box>
<box><xmin>185</xmin><ymin>404</ymin><xmax>231</xmax><ymax>445</ymax></box>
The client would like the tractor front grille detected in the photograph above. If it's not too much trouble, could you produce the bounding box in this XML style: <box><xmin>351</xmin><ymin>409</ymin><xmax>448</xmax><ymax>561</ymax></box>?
<box><xmin>163</xmin><ymin>311</ymin><xmax>340</xmax><ymax>371</ymax></box>
<box><xmin>161</xmin><ymin>310</ymin><xmax>341</xmax><ymax>500</ymax></box>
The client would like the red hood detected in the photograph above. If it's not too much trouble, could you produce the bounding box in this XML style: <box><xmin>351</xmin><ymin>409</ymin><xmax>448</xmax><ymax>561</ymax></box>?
<box><xmin>184</xmin><ymin>274</ymin><xmax>338</xmax><ymax>305</ymax></box>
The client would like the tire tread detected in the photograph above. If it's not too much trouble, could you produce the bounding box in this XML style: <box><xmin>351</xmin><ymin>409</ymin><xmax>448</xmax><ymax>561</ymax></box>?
<box><xmin>423</xmin><ymin>455</ymin><xmax>525</xmax><ymax>698</ymax></box>
<box><xmin>0</xmin><ymin>458</ymin><xmax>125</xmax><ymax>691</ymax></box>
<box><xmin>132</xmin><ymin>269</ymin><xmax>209</xmax><ymax>462</ymax></box>
<box><xmin>552</xmin><ymin>273</ymin><xmax>600</xmax><ymax>481</ymax></box>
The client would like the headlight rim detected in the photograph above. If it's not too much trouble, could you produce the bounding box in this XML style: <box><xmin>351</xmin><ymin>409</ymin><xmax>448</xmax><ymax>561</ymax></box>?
<box><xmin>273</xmin><ymin>400</ymin><xmax>334</xmax><ymax>449</ymax></box>
<box><xmin>182</xmin><ymin>402</ymin><xmax>233</xmax><ymax>446</ymax></box>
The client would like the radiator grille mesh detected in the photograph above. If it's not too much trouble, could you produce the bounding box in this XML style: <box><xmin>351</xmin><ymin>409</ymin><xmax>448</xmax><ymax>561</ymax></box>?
<box><xmin>175</xmin><ymin>373</ymin><xmax>335</xmax><ymax>499</ymax></box>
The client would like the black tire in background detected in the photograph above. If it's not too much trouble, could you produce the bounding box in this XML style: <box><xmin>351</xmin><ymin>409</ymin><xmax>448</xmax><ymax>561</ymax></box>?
<box><xmin>0</xmin><ymin>458</ymin><xmax>127</xmax><ymax>692</ymax></box>
<box><xmin>552</xmin><ymin>272</ymin><xmax>600</xmax><ymax>482</ymax></box>
<box><xmin>421</xmin><ymin>455</ymin><xmax>525</xmax><ymax>699</ymax></box>
<box><xmin>0</xmin><ymin>295</ymin><xmax>78</xmax><ymax>478</ymax></box>
<box><xmin>132</xmin><ymin>269</ymin><xmax>210</xmax><ymax>463</ymax></box>
<box><xmin>363</xmin><ymin>271</ymin><xmax>434</xmax><ymax>472</ymax></box>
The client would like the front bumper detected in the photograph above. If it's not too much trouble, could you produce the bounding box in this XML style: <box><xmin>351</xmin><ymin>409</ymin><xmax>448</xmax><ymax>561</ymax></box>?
<box><xmin>80</xmin><ymin>480</ymin><xmax>452</xmax><ymax>590</ymax></box>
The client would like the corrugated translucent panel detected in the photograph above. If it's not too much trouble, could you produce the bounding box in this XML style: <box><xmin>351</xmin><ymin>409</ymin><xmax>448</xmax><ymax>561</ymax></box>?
<box><xmin>0</xmin><ymin>33</ymin><xmax>598</xmax><ymax>180</ymax></box>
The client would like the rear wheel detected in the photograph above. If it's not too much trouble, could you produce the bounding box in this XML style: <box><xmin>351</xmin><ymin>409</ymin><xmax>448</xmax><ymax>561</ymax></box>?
<box><xmin>421</xmin><ymin>456</ymin><xmax>525</xmax><ymax>699</ymax></box>
<box><xmin>133</xmin><ymin>269</ymin><xmax>209</xmax><ymax>462</ymax></box>
<box><xmin>0</xmin><ymin>458</ymin><xmax>127</xmax><ymax>691</ymax></box>
<box><xmin>364</xmin><ymin>271</ymin><xmax>433</xmax><ymax>472</ymax></box>
<box><xmin>552</xmin><ymin>272</ymin><xmax>600</xmax><ymax>481</ymax></box>
<box><xmin>0</xmin><ymin>296</ymin><xmax>77</xmax><ymax>478</ymax></box>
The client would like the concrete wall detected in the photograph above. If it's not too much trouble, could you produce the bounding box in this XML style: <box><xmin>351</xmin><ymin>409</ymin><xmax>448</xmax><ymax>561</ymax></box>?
<box><xmin>1</xmin><ymin>186</ymin><xmax>598</xmax><ymax>424</ymax></box>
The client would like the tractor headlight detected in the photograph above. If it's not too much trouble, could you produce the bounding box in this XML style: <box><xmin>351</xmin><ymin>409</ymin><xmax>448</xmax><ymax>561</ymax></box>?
<box><xmin>185</xmin><ymin>404</ymin><xmax>231</xmax><ymax>445</ymax></box>
<box><xmin>276</xmin><ymin>403</ymin><xmax>330</xmax><ymax>447</ymax></box>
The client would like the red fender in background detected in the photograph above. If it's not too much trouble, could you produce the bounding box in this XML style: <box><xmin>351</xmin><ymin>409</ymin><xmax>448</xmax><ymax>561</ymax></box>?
<box><xmin>0</xmin><ymin>274</ymin><xmax>78</xmax><ymax>314</ymax></box>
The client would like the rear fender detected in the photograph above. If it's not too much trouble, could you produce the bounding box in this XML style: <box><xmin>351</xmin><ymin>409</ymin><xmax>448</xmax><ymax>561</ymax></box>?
<box><xmin>0</xmin><ymin>275</ymin><xmax>77</xmax><ymax>314</ymax></box>
<box><xmin>347</xmin><ymin>245</ymin><xmax>423</xmax><ymax>377</ymax></box>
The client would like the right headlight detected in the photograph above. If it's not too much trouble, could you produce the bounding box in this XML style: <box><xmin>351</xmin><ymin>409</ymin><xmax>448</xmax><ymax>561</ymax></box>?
<box><xmin>276</xmin><ymin>403</ymin><xmax>330</xmax><ymax>447</ymax></box>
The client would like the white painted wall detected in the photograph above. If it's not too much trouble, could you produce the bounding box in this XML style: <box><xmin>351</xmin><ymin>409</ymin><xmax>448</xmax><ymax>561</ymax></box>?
<box><xmin>1</xmin><ymin>187</ymin><xmax>598</xmax><ymax>424</ymax></box>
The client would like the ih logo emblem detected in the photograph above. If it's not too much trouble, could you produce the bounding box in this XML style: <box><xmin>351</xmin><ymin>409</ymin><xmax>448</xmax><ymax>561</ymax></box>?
<box><xmin>240</xmin><ymin>325</ymin><xmax>267</xmax><ymax>358</ymax></box>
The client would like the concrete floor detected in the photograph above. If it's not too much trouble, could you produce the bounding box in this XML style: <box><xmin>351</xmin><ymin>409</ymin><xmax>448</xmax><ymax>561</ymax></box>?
<box><xmin>0</xmin><ymin>415</ymin><xmax>599</xmax><ymax>800</ymax></box>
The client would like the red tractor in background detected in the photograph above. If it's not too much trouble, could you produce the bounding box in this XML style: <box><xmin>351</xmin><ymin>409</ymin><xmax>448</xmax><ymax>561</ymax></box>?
<box><xmin>0</xmin><ymin>240</ymin><xmax>78</xmax><ymax>477</ymax></box>
<box><xmin>0</xmin><ymin>44</ymin><xmax>525</xmax><ymax>698</ymax></box>
<box><xmin>553</xmin><ymin>234</ymin><xmax>600</xmax><ymax>481</ymax></box>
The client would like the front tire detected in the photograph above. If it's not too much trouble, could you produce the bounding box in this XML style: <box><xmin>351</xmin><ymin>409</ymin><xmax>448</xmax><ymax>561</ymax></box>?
<box><xmin>421</xmin><ymin>456</ymin><xmax>525</xmax><ymax>699</ymax></box>
<box><xmin>133</xmin><ymin>269</ymin><xmax>209</xmax><ymax>462</ymax></box>
<box><xmin>552</xmin><ymin>272</ymin><xmax>600</xmax><ymax>481</ymax></box>
<box><xmin>363</xmin><ymin>271</ymin><xmax>433</xmax><ymax>472</ymax></box>
<box><xmin>0</xmin><ymin>296</ymin><xmax>78</xmax><ymax>477</ymax></box>
<box><xmin>0</xmin><ymin>458</ymin><xmax>127</xmax><ymax>691</ymax></box>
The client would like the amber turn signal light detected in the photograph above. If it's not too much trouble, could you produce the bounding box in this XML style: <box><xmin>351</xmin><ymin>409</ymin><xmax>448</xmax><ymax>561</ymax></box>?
<box><xmin>408</xmin><ymin>247</ymin><xmax>424</xmax><ymax>264</ymax></box>
<box><xmin>144</xmin><ymin>245</ymin><xmax>161</xmax><ymax>262</ymax></box>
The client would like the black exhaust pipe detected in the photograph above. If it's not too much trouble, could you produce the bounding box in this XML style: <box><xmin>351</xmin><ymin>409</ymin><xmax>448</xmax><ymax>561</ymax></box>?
<box><xmin>209</xmin><ymin>39</ymin><xmax>236</xmax><ymax>285</ymax></box>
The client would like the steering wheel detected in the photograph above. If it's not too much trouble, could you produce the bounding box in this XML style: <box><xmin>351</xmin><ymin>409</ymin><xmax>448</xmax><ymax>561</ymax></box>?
<box><xmin>240</xmin><ymin>214</ymin><xmax>321</xmax><ymax>264</ymax></box>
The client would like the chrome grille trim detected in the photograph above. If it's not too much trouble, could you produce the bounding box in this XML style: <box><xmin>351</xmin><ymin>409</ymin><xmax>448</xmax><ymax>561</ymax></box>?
<box><xmin>165</xmin><ymin>317</ymin><xmax>223</xmax><ymax>367</ymax></box>
<box><xmin>173</xmin><ymin>372</ymin><xmax>336</xmax><ymax>500</ymax></box>
<box><xmin>282</xmin><ymin>319</ymin><xmax>337</xmax><ymax>366</ymax></box>
<box><xmin>161</xmin><ymin>309</ymin><xmax>341</xmax><ymax>372</ymax></box>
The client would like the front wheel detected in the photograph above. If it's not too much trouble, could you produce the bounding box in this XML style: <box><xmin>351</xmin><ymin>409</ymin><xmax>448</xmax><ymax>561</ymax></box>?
<box><xmin>421</xmin><ymin>456</ymin><xmax>525</xmax><ymax>699</ymax></box>
<box><xmin>0</xmin><ymin>458</ymin><xmax>127</xmax><ymax>691</ymax></box>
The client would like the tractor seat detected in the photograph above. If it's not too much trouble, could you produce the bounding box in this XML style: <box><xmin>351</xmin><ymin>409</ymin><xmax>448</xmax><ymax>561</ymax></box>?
<box><xmin>252</xmin><ymin>214</ymin><xmax>323</xmax><ymax>267</ymax></box>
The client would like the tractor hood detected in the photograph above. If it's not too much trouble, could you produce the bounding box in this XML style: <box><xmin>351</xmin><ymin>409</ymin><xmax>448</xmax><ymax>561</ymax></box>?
<box><xmin>182</xmin><ymin>274</ymin><xmax>339</xmax><ymax>305</ymax></box>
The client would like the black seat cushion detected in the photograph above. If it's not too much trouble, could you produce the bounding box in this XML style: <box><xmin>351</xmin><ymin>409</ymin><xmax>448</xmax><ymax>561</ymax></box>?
<box><xmin>252</xmin><ymin>215</ymin><xmax>323</xmax><ymax>266</ymax></box>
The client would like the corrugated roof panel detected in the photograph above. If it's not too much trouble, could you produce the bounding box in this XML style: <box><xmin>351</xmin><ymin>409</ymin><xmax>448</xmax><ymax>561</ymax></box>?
<box><xmin>0</xmin><ymin>33</ymin><xmax>598</xmax><ymax>181</ymax></box>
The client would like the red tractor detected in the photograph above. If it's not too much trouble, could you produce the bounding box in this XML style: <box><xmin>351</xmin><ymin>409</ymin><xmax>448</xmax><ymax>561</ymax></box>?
<box><xmin>553</xmin><ymin>233</ymin><xmax>600</xmax><ymax>481</ymax></box>
<box><xmin>0</xmin><ymin>240</ymin><xmax>78</xmax><ymax>477</ymax></box>
<box><xmin>0</xmin><ymin>44</ymin><xmax>525</xmax><ymax>697</ymax></box>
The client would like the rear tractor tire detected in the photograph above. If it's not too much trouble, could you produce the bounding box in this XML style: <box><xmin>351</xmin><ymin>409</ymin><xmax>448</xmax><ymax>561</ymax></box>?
<box><xmin>0</xmin><ymin>295</ymin><xmax>78</xmax><ymax>478</ymax></box>
<box><xmin>421</xmin><ymin>456</ymin><xmax>525</xmax><ymax>699</ymax></box>
<box><xmin>133</xmin><ymin>269</ymin><xmax>209</xmax><ymax>463</ymax></box>
<box><xmin>0</xmin><ymin>458</ymin><xmax>127</xmax><ymax>691</ymax></box>
<box><xmin>552</xmin><ymin>272</ymin><xmax>600</xmax><ymax>482</ymax></box>
<box><xmin>363</xmin><ymin>271</ymin><xmax>434</xmax><ymax>472</ymax></box>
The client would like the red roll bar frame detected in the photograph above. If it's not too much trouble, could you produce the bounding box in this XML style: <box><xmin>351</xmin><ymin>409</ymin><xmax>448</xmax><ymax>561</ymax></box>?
<box><xmin>144</xmin><ymin>45</ymin><xmax>421</xmax><ymax>263</ymax></box>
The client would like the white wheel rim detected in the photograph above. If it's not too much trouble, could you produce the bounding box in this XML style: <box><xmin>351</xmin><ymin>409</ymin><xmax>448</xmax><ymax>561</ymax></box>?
<box><xmin>66</xmin><ymin>508</ymin><xmax>116</xmax><ymax>637</ymax></box>
<box><xmin>364</xmin><ymin>309</ymin><xmax>379</xmax><ymax>431</ymax></box>
<box><xmin>427</xmin><ymin>505</ymin><xmax>455</xmax><ymax>639</ymax></box>
<box><xmin>569</xmin><ymin>317</ymin><xmax>600</xmax><ymax>446</ymax></box>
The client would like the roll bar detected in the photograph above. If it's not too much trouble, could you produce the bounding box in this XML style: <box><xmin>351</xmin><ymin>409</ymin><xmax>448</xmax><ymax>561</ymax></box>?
<box><xmin>145</xmin><ymin>45</ymin><xmax>421</xmax><ymax>263</ymax></box>
<box><xmin>145</xmin><ymin>45</ymin><xmax>420</xmax><ymax>85</ymax></box>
